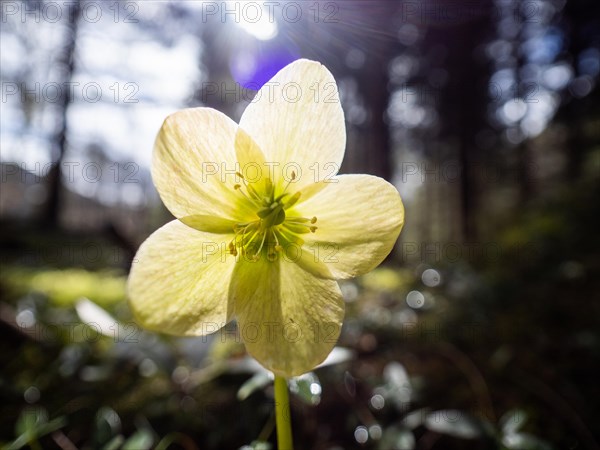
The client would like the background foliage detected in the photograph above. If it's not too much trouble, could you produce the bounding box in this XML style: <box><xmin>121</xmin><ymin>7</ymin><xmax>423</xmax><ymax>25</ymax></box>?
<box><xmin>1</xmin><ymin>0</ymin><xmax>599</xmax><ymax>449</ymax></box>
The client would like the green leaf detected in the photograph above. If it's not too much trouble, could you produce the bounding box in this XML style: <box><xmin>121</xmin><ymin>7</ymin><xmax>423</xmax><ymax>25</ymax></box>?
<box><xmin>379</xmin><ymin>362</ymin><xmax>412</xmax><ymax>409</ymax></box>
<box><xmin>101</xmin><ymin>435</ymin><xmax>125</xmax><ymax>450</ymax></box>
<box><xmin>237</xmin><ymin>372</ymin><xmax>272</xmax><ymax>401</ymax></box>
<box><xmin>289</xmin><ymin>372</ymin><xmax>321</xmax><ymax>405</ymax></box>
<box><xmin>94</xmin><ymin>407</ymin><xmax>121</xmax><ymax>445</ymax></box>
<box><xmin>239</xmin><ymin>441</ymin><xmax>272</xmax><ymax>450</ymax></box>
<box><xmin>35</xmin><ymin>417</ymin><xmax>67</xmax><ymax>438</ymax></box>
<box><xmin>122</xmin><ymin>429</ymin><xmax>154</xmax><ymax>450</ymax></box>
<box><xmin>503</xmin><ymin>432</ymin><xmax>552</xmax><ymax>450</ymax></box>
<box><xmin>315</xmin><ymin>347</ymin><xmax>354</xmax><ymax>368</ymax></box>
<box><xmin>424</xmin><ymin>410</ymin><xmax>484</xmax><ymax>439</ymax></box>
<box><xmin>8</xmin><ymin>409</ymin><xmax>66</xmax><ymax>450</ymax></box>
<box><xmin>500</xmin><ymin>409</ymin><xmax>528</xmax><ymax>436</ymax></box>
<box><xmin>5</xmin><ymin>434</ymin><xmax>31</xmax><ymax>450</ymax></box>
<box><xmin>401</xmin><ymin>408</ymin><xmax>430</xmax><ymax>429</ymax></box>
<box><xmin>75</xmin><ymin>298</ymin><xmax>120</xmax><ymax>337</ymax></box>
<box><xmin>379</xmin><ymin>426</ymin><xmax>415</xmax><ymax>450</ymax></box>
<box><xmin>15</xmin><ymin>407</ymin><xmax>46</xmax><ymax>436</ymax></box>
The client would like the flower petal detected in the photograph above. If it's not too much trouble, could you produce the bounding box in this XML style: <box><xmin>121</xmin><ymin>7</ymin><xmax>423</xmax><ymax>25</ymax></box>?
<box><xmin>234</xmin><ymin>127</ymin><xmax>271</xmax><ymax>194</ymax></box>
<box><xmin>180</xmin><ymin>215</ymin><xmax>238</xmax><ymax>234</ymax></box>
<box><xmin>231</xmin><ymin>258</ymin><xmax>344</xmax><ymax>377</ymax></box>
<box><xmin>238</xmin><ymin>59</ymin><xmax>346</xmax><ymax>190</ymax></box>
<box><xmin>153</xmin><ymin>107</ymin><xmax>253</xmax><ymax>220</ymax></box>
<box><xmin>296</xmin><ymin>174</ymin><xmax>404</xmax><ymax>279</ymax></box>
<box><xmin>128</xmin><ymin>220</ymin><xmax>236</xmax><ymax>336</ymax></box>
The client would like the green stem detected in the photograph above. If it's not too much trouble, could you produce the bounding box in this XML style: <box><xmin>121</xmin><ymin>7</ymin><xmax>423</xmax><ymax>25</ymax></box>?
<box><xmin>274</xmin><ymin>376</ymin><xmax>293</xmax><ymax>450</ymax></box>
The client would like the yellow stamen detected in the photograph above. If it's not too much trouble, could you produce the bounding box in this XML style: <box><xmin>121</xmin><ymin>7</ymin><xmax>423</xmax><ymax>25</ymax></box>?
<box><xmin>227</xmin><ymin>177</ymin><xmax>317</xmax><ymax>261</ymax></box>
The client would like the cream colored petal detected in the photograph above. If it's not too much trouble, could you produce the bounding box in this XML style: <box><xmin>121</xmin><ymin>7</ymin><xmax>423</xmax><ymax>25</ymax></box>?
<box><xmin>295</xmin><ymin>174</ymin><xmax>404</xmax><ymax>279</ymax></box>
<box><xmin>238</xmin><ymin>59</ymin><xmax>346</xmax><ymax>190</ymax></box>
<box><xmin>128</xmin><ymin>220</ymin><xmax>236</xmax><ymax>336</ymax></box>
<box><xmin>153</xmin><ymin>107</ymin><xmax>254</xmax><ymax>220</ymax></box>
<box><xmin>180</xmin><ymin>215</ymin><xmax>238</xmax><ymax>234</ymax></box>
<box><xmin>234</xmin><ymin>127</ymin><xmax>271</xmax><ymax>195</ymax></box>
<box><xmin>231</xmin><ymin>258</ymin><xmax>344</xmax><ymax>378</ymax></box>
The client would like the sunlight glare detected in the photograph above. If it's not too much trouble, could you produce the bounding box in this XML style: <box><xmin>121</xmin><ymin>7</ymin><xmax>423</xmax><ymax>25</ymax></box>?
<box><xmin>228</xmin><ymin>1</ymin><xmax>278</xmax><ymax>40</ymax></box>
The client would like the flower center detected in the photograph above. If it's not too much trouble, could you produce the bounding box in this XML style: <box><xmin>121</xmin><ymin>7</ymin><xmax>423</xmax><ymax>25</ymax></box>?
<box><xmin>228</xmin><ymin>172</ymin><xmax>317</xmax><ymax>261</ymax></box>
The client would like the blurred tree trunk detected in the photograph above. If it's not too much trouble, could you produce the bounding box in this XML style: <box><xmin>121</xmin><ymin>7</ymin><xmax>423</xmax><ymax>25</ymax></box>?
<box><xmin>436</xmin><ymin>3</ymin><xmax>494</xmax><ymax>241</ymax></box>
<box><xmin>42</xmin><ymin>2</ymin><xmax>81</xmax><ymax>227</ymax></box>
<box><xmin>515</xmin><ymin>30</ymin><xmax>533</xmax><ymax>204</ymax></box>
<box><xmin>359</xmin><ymin>51</ymin><xmax>392</xmax><ymax>180</ymax></box>
<box><xmin>197</xmin><ymin>19</ymin><xmax>234</xmax><ymax>113</ymax></box>
<box><xmin>561</xmin><ymin>0</ymin><xmax>598</xmax><ymax>181</ymax></box>
<box><xmin>299</xmin><ymin>2</ymin><xmax>397</xmax><ymax>180</ymax></box>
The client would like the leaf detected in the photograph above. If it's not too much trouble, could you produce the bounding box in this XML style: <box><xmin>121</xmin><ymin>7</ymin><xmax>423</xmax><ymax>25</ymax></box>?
<box><xmin>102</xmin><ymin>435</ymin><xmax>125</xmax><ymax>450</ymax></box>
<box><xmin>94</xmin><ymin>407</ymin><xmax>121</xmax><ymax>447</ymax></box>
<box><xmin>289</xmin><ymin>372</ymin><xmax>321</xmax><ymax>405</ymax></box>
<box><xmin>237</xmin><ymin>372</ymin><xmax>272</xmax><ymax>401</ymax></box>
<box><xmin>503</xmin><ymin>432</ymin><xmax>552</xmax><ymax>450</ymax></box>
<box><xmin>5</xmin><ymin>434</ymin><xmax>31</xmax><ymax>450</ymax></box>
<box><xmin>424</xmin><ymin>410</ymin><xmax>484</xmax><ymax>439</ymax></box>
<box><xmin>8</xmin><ymin>409</ymin><xmax>66</xmax><ymax>450</ymax></box>
<box><xmin>239</xmin><ymin>441</ymin><xmax>273</xmax><ymax>450</ymax></box>
<box><xmin>315</xmin><ymin>347</ymin><xmax>355</xmax><ymax>368</ymax></box>
<box><xmin>384</xmin><ymin>362</ymin><xmax>410</xmax><ymax>389</ymax></box>
<box><xmin>395</xmin><ymin>430</ymin><xmax>416</xmax><ymax>450</ymax></box>
<box><xmin>15</xmin><ymin>407</ymin><xmax>46</xmax><ymax>436</ymax></box>
<box><xmin>401</xmin><ymin>408</ymin><xmax>430</xmax><ymax>429</ymax></box>
<box><xmin>155</xmin><ymin>432</ymin><xmax>201</xmax><ymax>450</ymax></box>
<box><xmin>76</xmin><ymin>297</ymin><xmax>119</xmax><ymax>337</ymax></box>
<box><xmin>380</xmin><ymin>362</ymin><xmax>412</xmax><ymax>408</ymax></box>
<box><xmin>35</xmin><ymin>417</ymin><xmax>67</xmax><ymax>437</ymax></box>
<box><xmin>122</xmin><ymin>429</ymin><xmax>154</xmax><ymax>450</ymax></box>
<box><xmin>379</xmin><ymin>426</ymin><xmax>416</xmax><ymax>450</ymax></box>
<box><xmin>500</xmin><ymin>409</ymin><xmax>528</xmax><ymax>436</ymax></box>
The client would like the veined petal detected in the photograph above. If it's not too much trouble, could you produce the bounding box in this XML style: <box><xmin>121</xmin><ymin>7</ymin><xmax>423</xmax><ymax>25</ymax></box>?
<box><xmin>235</xmin><ymin>128</ymin><xmax>266</xmax><ymax>176</ymax></box>
<box><xmin>284</xmin><ymin>243</ymin><xmax>333</xmax><ymax>279</ymax></box>
<box><xmin>238</xmin><ymin>59</ymin><xmax>346</xmax><ymax>191</ymax></box>
<box><xmin>128</xmin><ymin>220</ymin><xmax>236</xmax><ymax>336</ymax></box>
<box><xmin>234</xmin><ymin>127</ymin><xmax>270</xmax><ymax>194</ymax></box>
<box><xmin>230</xmin><ymin>258</ymin><xmax>344</xmax><ymax>377</ymax></box>
<box><xmin>153</xmin><ymin>107</ymin><xmax>254</xmax><ymax>220</ymax></box>
<box><xmin>180</xmin><ymin>215</ymin><xmax>238</xmax><ymax>234</ymax></box>
<box><xmin>296</xmin><ymin>174</ymin><xmax>404</xmax><ymax>279</ymax></box>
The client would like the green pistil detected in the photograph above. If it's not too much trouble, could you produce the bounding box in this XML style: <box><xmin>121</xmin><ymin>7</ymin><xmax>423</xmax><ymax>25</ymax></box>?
<box><xmin>228</xmin><ymin>176</ymin><xmax>317</xmax><ymax>260</ymax></box>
